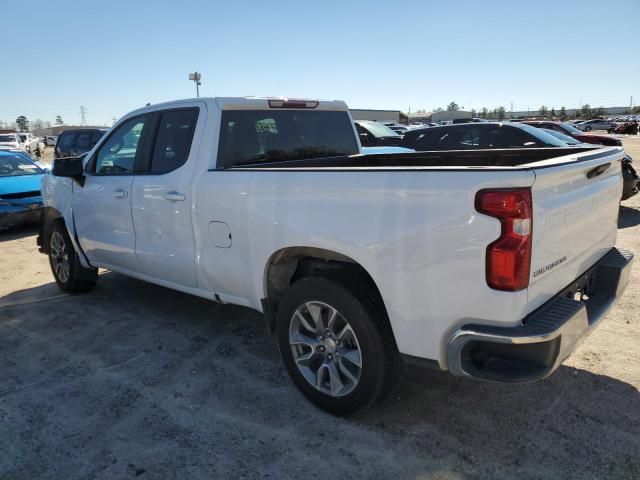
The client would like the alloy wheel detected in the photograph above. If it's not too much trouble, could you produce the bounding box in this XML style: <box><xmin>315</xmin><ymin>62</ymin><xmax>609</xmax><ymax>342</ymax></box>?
<box><xmin>289</xmin><ymin>301</ymin><xmax>363</xmax><ymax>397</ymax></box>
<box><xmin>50</xmin><ymin>231</ymin><xmax>70</xmax><ymax>283</ymax></box>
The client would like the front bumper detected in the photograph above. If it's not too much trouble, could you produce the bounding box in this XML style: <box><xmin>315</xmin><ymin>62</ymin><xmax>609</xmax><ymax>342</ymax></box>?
<box><xmin>447</xmin><ymin>247</ymin><xmax>633</xmax><ymax>383</ymax></box>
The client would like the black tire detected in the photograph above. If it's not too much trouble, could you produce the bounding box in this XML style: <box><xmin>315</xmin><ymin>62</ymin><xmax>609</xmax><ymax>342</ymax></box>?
<box><xmin>47</xmin><ymin>220</ymin><xmax>98</xmax><ymax>293</ymax></box>
<box><xmin>584</xmin><ymin>126</ymin><xmax>592</xmax><ymax>132</ymax></box>
<box><xmin>276</xmin><ymin>276</ymin><xmax>399</xmax><ymax>415</ymax></box>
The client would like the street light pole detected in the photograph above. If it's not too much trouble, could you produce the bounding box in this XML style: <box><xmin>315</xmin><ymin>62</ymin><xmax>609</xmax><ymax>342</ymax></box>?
<box><xmin>188</xmin><ymin>72</ymin><xmax>202</xmax><ymax>98</ymax></box>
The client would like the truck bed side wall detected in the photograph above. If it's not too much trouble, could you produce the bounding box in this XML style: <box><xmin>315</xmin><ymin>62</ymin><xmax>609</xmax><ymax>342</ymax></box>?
<box><xmin>194</xmin><ymin>169</ymin><xmax>536</xmax><ymax>366</ymax></box>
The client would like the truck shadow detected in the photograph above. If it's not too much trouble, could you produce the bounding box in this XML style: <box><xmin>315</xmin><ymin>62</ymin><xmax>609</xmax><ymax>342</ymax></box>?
<box><xmin>2</xmin><ymin>272</ymin><xmax>638</xmax><ymax>479</ymax></box>
<box><xmin>619</xmin><ymin>205</ymin><xmax>640</xmax><ymax>229</ymax></box>
<box><xmin>0</xmin><ymin>224</ymin><xmax>39</xmax><ymax>243</ymax></box>
<box><xmin>358</xmin><ymin>360</ymin><xmax>640</xmax><ymax>477</ymax></box>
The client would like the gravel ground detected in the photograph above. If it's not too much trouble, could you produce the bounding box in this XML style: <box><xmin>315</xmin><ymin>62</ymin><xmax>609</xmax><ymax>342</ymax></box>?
<box><xmin>1</xmin><ymin>138</ymin><xmax>639</xmax><ymax>480</ymax></box>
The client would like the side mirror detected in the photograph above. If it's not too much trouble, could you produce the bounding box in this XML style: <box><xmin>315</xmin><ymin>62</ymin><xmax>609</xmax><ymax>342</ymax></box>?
<box><xmin>52</xmin><ymin>156</ymin><xmax>85</xmax><ymax>185</ymax></box>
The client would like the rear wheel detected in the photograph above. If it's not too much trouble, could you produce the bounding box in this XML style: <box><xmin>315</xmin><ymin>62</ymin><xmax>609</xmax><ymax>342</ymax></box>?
<box><xmin>48</xmin><ymin>221</ymin><xmax>97</xmax><ymax>293</ymax></box>
<box><xmin>276</xmin><ymin>276</ymin><xmax>399</xmax><ymax>415</ymax></box>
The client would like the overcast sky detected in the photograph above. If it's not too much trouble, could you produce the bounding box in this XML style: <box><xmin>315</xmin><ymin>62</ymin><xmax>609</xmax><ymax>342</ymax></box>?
<box><xmin>2</xmin><ymin>0</ymin><xmax>639</xmax><ymax>126</ymax></box>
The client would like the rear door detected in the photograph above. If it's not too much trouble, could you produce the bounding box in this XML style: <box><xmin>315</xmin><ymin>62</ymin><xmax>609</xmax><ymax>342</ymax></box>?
<box><xmin>131</xmin><ymin>105</ymin><xmax>202</xmax><ymax>287</ymax></box>
<box><xmin>74</xmin><ymin>116</ymin><xmax>149</xmax><ymax>270</ymax></box>
<box><xmin>526</xmin><ymin>147</ymin><xmax>623</xmax><ymax>312</ymax></box>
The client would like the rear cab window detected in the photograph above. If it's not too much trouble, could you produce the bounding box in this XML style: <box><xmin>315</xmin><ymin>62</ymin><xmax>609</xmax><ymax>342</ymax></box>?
<box><xmin>217</xmin><ymin>110</ymin><xmax>359</xmax><ymax>168</ymax></box>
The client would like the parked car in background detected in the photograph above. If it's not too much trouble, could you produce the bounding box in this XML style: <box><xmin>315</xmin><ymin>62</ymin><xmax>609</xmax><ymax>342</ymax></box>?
<box><xmin>0</xmin><ymin>148</ymin><xmax>50</xmax><ymax>171</ymax></box>
<box><xmin>54</xmin><ymin>128</ymin><xmax>107</xmax><ymax>158</ymax></box>
<box><xmin>41</xmin><ymin>96</ymin><xmax>632</xmax><ymax>414</ymax></box>
<box><xmin>400</xmin><ymin>122</ymin><xmax>568</xmax><ymax>150</ymax></box>
<box><xmin>386</xmin><ymin>124</ymin><xmax>410</xmax><ymax>134</ymax></box>
<box><xmin>576</xmin><ymin>119</ymin><xmax>617</xmax><ymax>132</ymax></box>
<box><xmin>0</xmin><ymin>150</ymin><xmax>45</xmax><ymax>230</ymax></box>
<box><xmin>538</xmin><ymin>128</ymin><xmax>585</xmax><ymax>146</ymax></box>
<box><xmin>522</xmin><ymin>121</ymin><xmax>622</xmax><ymax>146</ymax></box>
<box><xmin>45</xmin><ymin>135</ymin><xmax>58</xmax><ymax>146</ymax></box>
<box><xmin>0</xmin><ymin>133</ymin><xmax>22</xmax><ymax>150</ymax></box>
<box><xmin>523</xmin><ymin>125</ymin><xmax>637</xmax><ymax>202</ymax></box>
<box><xmin>18</xmin><ymin>133</ymin><xmax>45</xmax><ymax>157</ymax></box>
<box><xmin>609</xmin><ymin>121</ymin><xmax>639</xmax><ymax>135</ymax></box>
<box><xmin>354</xmin><ymin>120</ymin><xmax>403</xmax><ymax>147</ymax></box>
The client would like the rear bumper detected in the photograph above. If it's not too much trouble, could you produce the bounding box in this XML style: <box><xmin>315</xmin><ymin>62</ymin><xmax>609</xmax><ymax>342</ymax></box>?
<box><xmin>447</xmin><ymin>247</ymin><xmax>633</xmax><ymax>383</ymax></box>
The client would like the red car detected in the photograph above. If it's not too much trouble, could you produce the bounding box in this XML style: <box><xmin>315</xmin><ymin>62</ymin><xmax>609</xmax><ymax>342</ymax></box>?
<box><xmin>523</xmin><ymin>121</ymin><xmax>622</xmax><ymax>146</ymax></box>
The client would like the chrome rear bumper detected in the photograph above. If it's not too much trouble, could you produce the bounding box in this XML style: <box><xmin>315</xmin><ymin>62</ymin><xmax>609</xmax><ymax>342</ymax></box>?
<box><xmin>447</xmin><ymin>247</ymin><xmax>633</xmax><ymax>383</ymax></box>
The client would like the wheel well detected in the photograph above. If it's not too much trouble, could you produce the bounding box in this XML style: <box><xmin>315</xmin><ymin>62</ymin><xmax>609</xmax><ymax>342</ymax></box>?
<box><xmin>263</xmin><ymin>247</ymin><xmax>393</xmax><ymax>342</ymax></box>
<box><xmin>39</xmin><ymin>207</ymin><xmax>64</xmax><ymax>254</ymax></box>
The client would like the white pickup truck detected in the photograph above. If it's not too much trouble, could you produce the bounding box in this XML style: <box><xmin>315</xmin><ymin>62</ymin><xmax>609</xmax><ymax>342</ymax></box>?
<box><xmin>40</xmin><ymin>97</ymin><xmax>633</xmax><ymax>414</ymax></box>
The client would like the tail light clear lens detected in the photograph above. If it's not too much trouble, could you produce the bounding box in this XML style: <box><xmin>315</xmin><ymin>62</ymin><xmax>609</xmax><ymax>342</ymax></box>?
<box><xmin>475</xmin><ymin>188</ymin><xmax>533</xmax><ymax>291</ymax></box>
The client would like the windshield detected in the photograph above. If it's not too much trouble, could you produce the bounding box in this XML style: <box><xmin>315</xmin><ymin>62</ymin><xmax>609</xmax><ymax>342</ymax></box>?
<box><xmin>0</xmin><ymin>154</ymin><xmax>44</xmax><ymax>177</ymax></box>
<box><xmin>514</xmin><ymin>123</ymin><xmax>568</xmax><ymax>147</ymax></box>
<box><xmin>360</xmin><ymin>121</ymin><xmax>400</xmax><ymax>138</ymax></box>
<box><xmin>540</xmin><ymin>128</ymin><xmax>581</xmax><ymax>145</ymax></box>
<box><xmin>19</xmin><ymin>134</ymin><xmax>28</xmax><ymax>141</ymax></box>
<box><xmin>0</xmin><ymin>135</ymin><xmax>17</xmax><ymax>143</ymax></box>
<box><xmin>561</xmin><ymin>122</ymin><xmax>584</xmax><ymax>135</ymax></box>
<box><xmin>217</xmin><ymin>110</ymin><xmax>359</xmax><ymax>167</ymax></box>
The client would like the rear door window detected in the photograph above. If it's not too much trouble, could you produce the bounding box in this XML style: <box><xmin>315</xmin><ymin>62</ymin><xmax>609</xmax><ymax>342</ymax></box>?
<box><xmin>58</xmin><ymin>133</ymin><xmax>76</xmax><ymax>149</ymax></box>
<box><xmin>150</xmin><ymin>109</ymin><xmax>198</xmax><ymax>173</ymax></box>
<box><xmin>90</xmin><ymin>132</ymin><xmax>103</xmax><ymax>147</ymax></box>
<box><xmin>76</xmin><ymin>133</ymin><xmax>91</xmax><ymax>150</ymax></box>
<box><xmin>413</xmin><ymin>130</ymin><xmax>450</xmax><ymax>150</ymax></box>
<box><xmin>450</xmin><ymin>127</ymin><xmax>481</xmax><ymax>149</ymax></box>
<box><xmin>217</xmin><ymin>110</ymin><xmax>359</xmax><ymax>167</ymax></box>
<box><xmin>488</xmin><ymin>126</ymin><xmax>541</xmax><ymax>148</ymax></box>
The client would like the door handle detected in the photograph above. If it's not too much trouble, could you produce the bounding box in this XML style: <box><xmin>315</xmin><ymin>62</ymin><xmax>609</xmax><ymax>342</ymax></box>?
<box><xmin>112</xmin><ymin>189</ymin><xmax>128</xmax><ymax>198</ymax></box>
<box><xmin>164</xmin><ymin>191</ymin><xmax>186</xmax><ymax>202</ymax></box>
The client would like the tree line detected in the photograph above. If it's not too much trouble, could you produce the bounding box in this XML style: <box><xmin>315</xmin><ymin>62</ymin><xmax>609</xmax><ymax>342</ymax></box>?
<box><xmin>427</xmin><ymin>102</ymin><xmax>640</xmax><ymax>121</ymax></box>
<box><xmin>0</xmin><ymin>115</ymin><xmax>64</xmax><ymax>132</ymax></box>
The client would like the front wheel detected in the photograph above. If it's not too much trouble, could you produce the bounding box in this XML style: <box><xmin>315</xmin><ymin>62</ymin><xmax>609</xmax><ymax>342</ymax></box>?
<box><xmin>276</xmin><ymin>276</ymin><xmax>399</xmax><ymax>415</ymax></box>
<box><xmin>48</xmin><ymin>221</ymin><xmax>98</xmax><ymax>293</ymax></box>
<box><xmin>584</xmin><ymin>126</ymin><xmax>592</xmax><ymax>132</ymax></box>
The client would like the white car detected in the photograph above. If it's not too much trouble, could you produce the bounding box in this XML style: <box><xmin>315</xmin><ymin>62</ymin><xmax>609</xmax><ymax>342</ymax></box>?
<box><xmin>17</xmin><ymin>133</ymin><xmax>45</xmax><ymax>156</ymax></box>
<box><xmin>40</xmin><ymin>96</ymin><xmax>632</xmax><ymax>414</ymax></box>
<box><xmin>0</xmin><ymin>133</ymin><xmax>21</xmax><ymax>150</ymax></box>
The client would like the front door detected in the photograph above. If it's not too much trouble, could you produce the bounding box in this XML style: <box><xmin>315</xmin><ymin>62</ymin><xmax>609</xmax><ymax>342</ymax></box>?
<box><xmin>74</xmin><ymin>115</ymin><xmax>149</xmax><ymax>271</ymax></box>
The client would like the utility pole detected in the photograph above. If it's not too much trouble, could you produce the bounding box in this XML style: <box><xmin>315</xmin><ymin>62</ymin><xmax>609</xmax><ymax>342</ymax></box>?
<box><xmin>630</xmin><ymin>96</ymin><xmax>633</xmax><ymax>110</ymax></box>
<box><xmin>189</xmin><ymin>72</ymin><xmax>202</xmax><ymax>98</ymax></box>
<box><xmin>112</xmin><ymin>117</ymin><xmax>117</xmax><ymax>126</ymax></box>
<box><xmin>80</xmin><ymin>106</ymin><xmax>87</xmax><ymax>126</ymax></box>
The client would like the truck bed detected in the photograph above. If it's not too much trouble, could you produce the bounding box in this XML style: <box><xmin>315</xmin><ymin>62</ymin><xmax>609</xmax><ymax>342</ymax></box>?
<box><xmin>223</xmin><ymin>146</ymin><xmax>602</xmax><ymax>170</ymax></box>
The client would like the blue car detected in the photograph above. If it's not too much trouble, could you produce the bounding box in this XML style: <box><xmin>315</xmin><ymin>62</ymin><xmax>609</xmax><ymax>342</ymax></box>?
<box><xmin>0</xmin><ymin>150</ymin><xmax>46</xmax><ymax>230</ymax></box>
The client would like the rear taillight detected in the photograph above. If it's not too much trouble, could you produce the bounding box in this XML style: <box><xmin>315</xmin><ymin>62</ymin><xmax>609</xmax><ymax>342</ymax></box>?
<box><xmin>475</xmin><ymin>188</ymin><xmax>532</xmax><ymax>291</ymax></box>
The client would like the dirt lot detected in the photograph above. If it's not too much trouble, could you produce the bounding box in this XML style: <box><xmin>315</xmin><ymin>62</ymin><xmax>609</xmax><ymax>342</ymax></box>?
<box><xmin>2</xmin><ymin>138</ymin><xmax>639</xmax><ymax>480</ymax></box>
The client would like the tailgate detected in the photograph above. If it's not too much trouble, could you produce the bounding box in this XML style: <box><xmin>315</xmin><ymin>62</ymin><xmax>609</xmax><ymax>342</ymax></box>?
<box><xmin>526</xmin><ymin>147</ymin><xmax>623</xmax><ymax>313</ymax></box>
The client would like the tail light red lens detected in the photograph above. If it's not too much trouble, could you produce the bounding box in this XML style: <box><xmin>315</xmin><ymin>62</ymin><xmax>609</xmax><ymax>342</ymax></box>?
<box><xmin>475</xmin><ymin>188</ymin><xmax>533</xmax><ymax>291</ymax></box>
